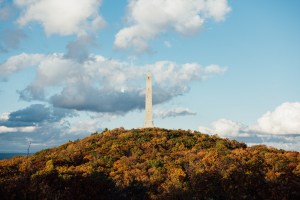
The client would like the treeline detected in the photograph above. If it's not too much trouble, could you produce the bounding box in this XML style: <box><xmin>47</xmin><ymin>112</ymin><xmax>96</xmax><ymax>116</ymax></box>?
<box><xmin>0</xmin><ymin>128</ymin><xmax>299</xmax><ymax>199</ymax></box>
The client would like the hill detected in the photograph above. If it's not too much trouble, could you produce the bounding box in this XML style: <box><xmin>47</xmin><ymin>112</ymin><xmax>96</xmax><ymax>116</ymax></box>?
<box><xmin>0</xmin><ymin>128</ymin><xmax>299</xmax><ymax>199</ymax></box>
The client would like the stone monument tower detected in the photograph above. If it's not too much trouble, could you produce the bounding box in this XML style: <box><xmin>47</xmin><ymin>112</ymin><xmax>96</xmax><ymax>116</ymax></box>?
<box><xmin>144</xmin><ymin>71</ymin><xmax>154</xmax><ymax>128</ymax></box>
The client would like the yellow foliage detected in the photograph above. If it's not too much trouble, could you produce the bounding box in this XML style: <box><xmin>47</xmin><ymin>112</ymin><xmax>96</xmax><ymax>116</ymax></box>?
<box><xmin>1</xmin><ymin>128</ymin><xmax>299</xmax><ymax>199</ymax></box>
<box><xmin>45</xmin><ymin>160</ymin><xmax>54</xmax><ymax>172</ymax></box>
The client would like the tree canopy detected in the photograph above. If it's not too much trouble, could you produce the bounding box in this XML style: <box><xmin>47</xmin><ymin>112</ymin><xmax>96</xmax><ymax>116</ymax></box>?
<box><xmin>1</xmin><ymin>128</ymin><xmax>299</xmax><ymax>199</ymax></box>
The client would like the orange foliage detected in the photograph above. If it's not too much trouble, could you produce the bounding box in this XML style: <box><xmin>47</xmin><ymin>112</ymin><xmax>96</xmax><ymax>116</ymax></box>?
<box><xmin>0</xmin><ymin>128</ymin><xmax>299</xmax><ymax>199</ymax></box>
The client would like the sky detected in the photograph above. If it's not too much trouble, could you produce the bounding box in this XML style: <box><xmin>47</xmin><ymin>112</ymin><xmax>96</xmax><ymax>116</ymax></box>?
<box><xmin>0</xmin><ymin>0</ymin><xmax>300</xmax><ymax>152</ymax></box>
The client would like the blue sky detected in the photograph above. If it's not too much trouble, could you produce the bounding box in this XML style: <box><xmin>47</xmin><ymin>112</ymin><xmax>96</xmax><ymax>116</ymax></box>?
<box><xmin>0</xmin><ymin>0</ymin><xmax>300</xmax><ymax>152</ymax></box>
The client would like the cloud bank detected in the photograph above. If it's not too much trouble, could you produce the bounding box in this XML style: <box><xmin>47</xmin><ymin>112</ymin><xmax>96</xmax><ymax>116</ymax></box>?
<box><xmin>0</xmin><ymin>104</ymin><xmax>80</xmax><ymax>151</ymax></box>
<box><xmin>0</xmin><ymin>104</ymin><xmax>76</xmax><ymax>128</ymax></box>
<box><xmin>199</xmin><ymin>102</ymin><xmax>300</xmax><ymax>151</ymax></box>
<box><xmin>0</xmin><ymin>49</ymin><xmax>226</xmax><ymax>151</ymax></box>
<box><xmin>0</xmin><ymin>53</ymin><xmax>226</xmax><ymax>114</ymax></box>
<box><xmin>115</xmin><ymin>0</ymin><xmax>231</xmax><ymax>51</ymax></box>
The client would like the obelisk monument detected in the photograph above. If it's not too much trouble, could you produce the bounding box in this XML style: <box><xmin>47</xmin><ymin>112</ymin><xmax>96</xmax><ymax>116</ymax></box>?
<box><xmin>144</xmin><ymin>71</ymin><xmax>154</xmax><ymax>128</ymax></box>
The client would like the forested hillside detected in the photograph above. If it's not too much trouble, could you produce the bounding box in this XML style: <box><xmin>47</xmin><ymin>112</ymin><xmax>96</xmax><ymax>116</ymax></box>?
<box><xmin>0</xmin><ymin>128</ymin><xmax>299</xmax><ymax>199</ymax></box>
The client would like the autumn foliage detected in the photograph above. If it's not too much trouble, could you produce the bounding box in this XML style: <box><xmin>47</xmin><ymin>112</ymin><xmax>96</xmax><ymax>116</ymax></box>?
<box><xmin>0</xmin><ymin>128</ymin><xmax>299</xmax><ymax>199</ymax></box>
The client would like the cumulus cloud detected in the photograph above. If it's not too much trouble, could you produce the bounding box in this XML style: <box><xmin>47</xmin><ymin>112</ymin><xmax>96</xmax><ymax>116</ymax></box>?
<box><xmin>0</xmin><ymin>122</ymin><xmax>73</xmax><ymax>152</ymax></box>
<box><xmin>65</xmin><ymin>35</ymin><xmax>97</xmax><ymax>62</ymax></box>
<box><xmin>14</xmin><ymin>0</ymin><xmax>105</xmax><ymax>36</ymax></box>
<box><xmin>0</xmin><ymin>53</ymin><xmax>44</xmax><ymax>79</ymax></box>
<box><xmin>0</xmin><ymin>110</ymin><xmax>105</xmax><ymax>152</ymax></box>
<box><xmin>0</xmin><ymin>104</ymin><xmax>76</xmax><ymax>128</ymax></box>
<box><xmin>155</xmin><ymin>107</ymin><xmax>196</xmax><ymax>119</ymax></box>
<box><xmin>1</xmin><ymin>53</ymin><xmax>226</xmax><ymax>114</ymax></box>
<box><xmin>199</xmin><ymin>118</ymin><xmax>249</xmax><ymax>137</ymax></box>
<box><xmin>0</xmin><ymin>104</ymin><xmax>79</xmax><ymax>151</ymax></box>
<box><xmin>12</xmin><ymin>1</ymin><xmax>105</xmax><ymax>62</ymax></box>
<box><xmin>67</xmin><ymin>118</ymin><xmax>103</xmax><ymax>135</ymax></box>
<box><xmin>254</xmin><ymin>102</ymin><xmax>300</xmax><ymax>134</ymax></box>
<box><xmin>9</xmin><ymin>104</ymin><xmax>76</xmax><ymax>124</ymax></box>
<box><xmin>151</xmin><ymin>62</ymin><xmax>226</xmax><ymax>100</ymax></box>
<box><xmin>50</xmin><ymin>85</ymin><xmax>145</xmax><ymax>113</ymax></box>
<box><xmin>199</xmin><ymin>102</ymin><xmax>300</xmax><ymax>151</ymax></box>
<box><xmin>114</xmin><ymin>0</ymin><xmax>231</xmax><ymax>51</ymax></box>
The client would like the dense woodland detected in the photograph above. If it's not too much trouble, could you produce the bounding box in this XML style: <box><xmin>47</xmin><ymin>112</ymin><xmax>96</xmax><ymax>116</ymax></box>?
<box><xmin>0</xmin><ymin>128</ymin><xmax>299</xmax><ymax>199</ymax></box>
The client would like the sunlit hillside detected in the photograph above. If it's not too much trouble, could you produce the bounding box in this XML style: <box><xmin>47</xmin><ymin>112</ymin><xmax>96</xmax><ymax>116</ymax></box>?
<box><xmin>1</xmin><ymin>128</ymin><xmax>299</xmax><ymax>199</ymax></box>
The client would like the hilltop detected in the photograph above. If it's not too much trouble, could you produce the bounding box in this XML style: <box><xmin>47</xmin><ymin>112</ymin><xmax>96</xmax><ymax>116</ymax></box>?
<box><xmin>0</xmin><ymin>128</ymin><xmax>299</xmax><ymax>199</ymax></box>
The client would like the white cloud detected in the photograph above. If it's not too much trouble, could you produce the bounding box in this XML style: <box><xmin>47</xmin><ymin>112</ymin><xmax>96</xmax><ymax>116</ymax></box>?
<box><xmin>248</xmin><ymin>139</ymin><xmax>300</xmax><ymax>152</ymax></box>
<box><xmin>0</xmin><ymin>126</ymin><xmax>17</xmax><ymax>133</ymax></box>
<box><xmin>0</xmin><ymin>125</ymin><xmax>37</xmax><ymax>133</ymax></box>
<box><xmin>0</xmin><ymin>104</ymin><xmax>80</xmax><ymax>151</ymax></box>
<box><xmin>204</xmin><ymin>64</ymin><xmax>227</xmax><ymax>74</ymax></box>
<box><xmin>199</xmin><ymin>102</ymin><xmax>300</xmax><ymax>151</ymax></box>
<box><xmin>0</xmin><ymin>112</ymin><xmax>10</xmax><ymax>121</ymax></box>
<box><xmin>114</xmin><ymin>0</ymin><xmax>231</xmax><ymax>51</ymax></box>
<box><xmin>205</xmin><ymin>0</ymin><xmax>231</xmax><ymax>21</ymax></box>
<box><xmin>152</xmin><ymin>62</ymin><xmax>226</xmax><ymax>86</ymax></box>
<box><xmin>14</xmin><ymin>0</ymin><xmax>105</xmax><ymax>36</ymax></box>
<box><xmin>200</xmin><ymin>102</ymin><xmax>300</xmax><ymax>137</ymax></box>
<box><xmin>65</xmin><ymin>35</ymin><xmax>97</xmax><ymax>61</ymax></box>
<box><xmin>254</xmin><ymin>102</ymin><xmax>300</xmax><ymax>134</ymax></box>
<box><xmin>155</xmin><ymin>107</ymin><xmax>196</xmax><ymax>119</ymax></box>
<box><xmin>67</xmin><ymin>119</ymin><xmax>102</xmax><ymax>135</ymax></box>
<box><xmin>0</xmin><ymin>53</ymin><xmax>44</xmax><ymax>78</ymax></box>
<box><xmin>1</xmin><ymin>53</ymin><xmax>226</xmax><ymax>114</ymax></box>
<box><xmin>19</xmin><ymin>126</ymin><xmax>37</xmax><ymax>132</ymax></box>
<box><xmin>199</xmin><ymin>118</ymin><xmax>248</xmax><ymax>137</ymax></box>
